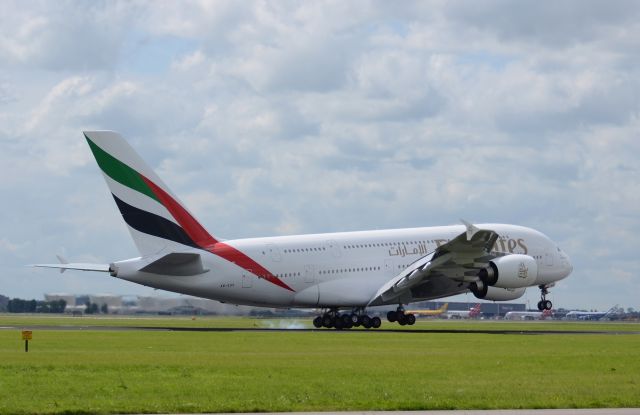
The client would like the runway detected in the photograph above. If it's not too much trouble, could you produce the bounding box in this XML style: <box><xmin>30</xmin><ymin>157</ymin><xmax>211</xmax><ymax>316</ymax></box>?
<box><xmin>154</xmin><ymin>410</ymin><xmax>640</xmax><ymax>415</ymax></box>
<box><xmin>1</xmin><ymin>324</ymin><xmax>639</xmax><ymax>335</ymax></box>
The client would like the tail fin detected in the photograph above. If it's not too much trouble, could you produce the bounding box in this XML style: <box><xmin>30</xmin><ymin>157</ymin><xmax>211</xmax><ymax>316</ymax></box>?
<box><xmin>83</xmin><ymin>131</ymin><xmax>218</xmax><ymax>256</ymax></box>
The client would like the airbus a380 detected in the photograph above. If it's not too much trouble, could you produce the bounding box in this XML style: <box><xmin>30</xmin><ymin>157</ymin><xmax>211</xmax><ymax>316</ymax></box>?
<box><xmin>36</xmin><ymin>131</ymin><xmax>573</xmax><ymax>329</ymax></box>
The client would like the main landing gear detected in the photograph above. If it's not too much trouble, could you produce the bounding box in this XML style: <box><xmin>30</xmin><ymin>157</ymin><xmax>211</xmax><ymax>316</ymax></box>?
<box><xmin>386</xmin><ymin>306</ymin><xmax>416</xmax><ymax>326</ymax></box>
<box><xmin>313</xmin><ymin>308</ymin><xmax>382</xmax><ymax>330</ymax></box>
<box><xmin>537</xmin><ymin>284</ymin><xmax>553</xmax><ymax>311</ymax></box>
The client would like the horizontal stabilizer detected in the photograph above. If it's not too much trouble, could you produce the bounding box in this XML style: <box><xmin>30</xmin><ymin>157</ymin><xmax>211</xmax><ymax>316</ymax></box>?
<box><xmin>139</xmin><ymin>252</ymin><xmax>208</xmax><ymax>276</ymax></box>
<box><xmin>32</xmin><ymin>263</ymin><xmax>112</xmax><ymax>273</ymax></box>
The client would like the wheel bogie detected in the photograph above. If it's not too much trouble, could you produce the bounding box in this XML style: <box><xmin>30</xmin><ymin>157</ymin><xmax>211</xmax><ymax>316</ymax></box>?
<box><xmin>387</xmin><ymin>311</ymin><xmax>397</xmax><ymax>322</ymax></box>
<box><xmin>313</xmin><ymin>316</ymin><xmax>323</xmax><ymax>328</ymax></box>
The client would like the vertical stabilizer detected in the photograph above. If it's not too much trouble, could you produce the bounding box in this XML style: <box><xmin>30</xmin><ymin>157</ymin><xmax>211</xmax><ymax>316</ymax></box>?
<box><xmin>83</xmin><ymin>131</ymin><xmax>218</xmax><ymax>256</ymax></box>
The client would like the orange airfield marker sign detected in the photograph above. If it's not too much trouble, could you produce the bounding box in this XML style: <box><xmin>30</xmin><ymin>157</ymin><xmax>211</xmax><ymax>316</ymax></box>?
<box><xmin>21</xmin><ymin>330</ymin><xmax>32</xmax><ymax>352</ymax></box>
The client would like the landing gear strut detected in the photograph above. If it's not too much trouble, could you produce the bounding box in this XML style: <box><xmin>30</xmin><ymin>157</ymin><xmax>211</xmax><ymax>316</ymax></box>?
<box><xmin>313</xmin><ymin>308</ymin><xmax>381</xmax><ymax>330</ymax></box>
<box><xmin>386</xmin><ymin>305</ymin><xmax>416</xmax><ymax>326</ymax></box>
<box><xmin>537</xmin><ymin>285</ymin><xmax>553</xmax><ymax>311</ymax></box>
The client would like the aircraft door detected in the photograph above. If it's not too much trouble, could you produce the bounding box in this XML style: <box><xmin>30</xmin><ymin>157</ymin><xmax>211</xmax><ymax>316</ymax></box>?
<box><xmin>242</xmin><ymin>272</ymin><xmax>253</xmax><ymax>288</ymax></box>
<box><xmin>325</xmin><ymin>240</ymin><xmax>341</xmax><ymax>258</ymax></box>
<box><xmin>304</xmin><ymin>264</ymin><xmax>315</xmax><ymax>283</ymax></box>
<box><xmin>384</xmin><ymin>259</ymin><xmax>395</xmax><ymax>277</ymax></box>
<box><xmin>264</xmin><ymin>243</ymin><xmax>282</xmax><ymax>262</ymax></box>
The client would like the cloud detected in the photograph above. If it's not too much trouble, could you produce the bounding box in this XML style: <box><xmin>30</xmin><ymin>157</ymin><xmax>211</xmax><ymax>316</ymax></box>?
<box><xmin>0</xmin><ymin>1</ymin><xmax>141</xmax><ymax>71</ymax></box>
<box><xmin>0</xmin><ymin>1</ymin><xmax>639</xmax><ymax>310</ymax></box>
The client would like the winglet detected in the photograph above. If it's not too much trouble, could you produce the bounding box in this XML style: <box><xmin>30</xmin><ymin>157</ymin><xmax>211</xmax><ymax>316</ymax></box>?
<box><xmin>460</xmin><ymin>219</ymin><xmax>480</xmax><ymax>241</ymax></box>
<box><xmin>55</xmin><ymin>255</ymin><xmax>68</xmax><ymax>274</ymax></box>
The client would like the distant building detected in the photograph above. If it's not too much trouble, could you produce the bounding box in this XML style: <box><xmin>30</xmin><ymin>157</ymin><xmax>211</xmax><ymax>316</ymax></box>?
<box><xmin>45</xmin><ymin>293</ymin><xmax>84</xmax><ymax>314</ymax></box>
<box><xmin>407</xmin><ymin>300</ymin><xmax>526</xmax><ymax>318</ymax></box>
<box><xmin>43</xmin><ymin>293</ymin><xmax>254</xmax><ymax>315</ymax></box>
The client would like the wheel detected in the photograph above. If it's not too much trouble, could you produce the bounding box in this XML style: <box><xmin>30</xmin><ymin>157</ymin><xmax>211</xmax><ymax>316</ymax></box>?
<box><xmin>341</xmin><ymin>314</ymin><xmax>353</xmax><ymax>329</ymax></box>
<box><xmin>313</xmin><ymin>316</ymin><xmax>323</xmax><ymax>328</ymax></box>
<box><xmin>349</xmin><ymin>313</ymin><xmax>359</xmax><ymax>324</ymax></box>
<box><xmin>371</xmin><ymin>316</ymin><xmax>381</xmax><ymax>328</ymax></box>
<box><xmin>544</xmin><ymin>300</ymin><xmax>552</xmax><ymax>310</ymax></box>
<box><xmin>334</xmin><ymin>318</ymin><xmax>344</xmax><ymax>330</ymax></box>
<box><xmin>537</xmin><ymin>301</ymin><xmax>544</xmax><ymax>311</ymax></box>
<box><xmin>387</xmin><ymin>310</ymin><xmax>397</xmax><ymax>322</ymax></box>
<box><xmin>322</xmin><ymin>314</ymin><xmax>333</xmax><ymax>328</ymax></box>
<box><xmin>406</xmin><ymin>313</ymin><xmax>416</xmax><ymax>325</ymax></box>
<box><xmin>361</xmin><ymin>315</ymin><xmax>371</xmax><ymax>329</ymax></box>
<box><xmin>398</xmin><ymin>314</ymin><xmax>407</xmax><ymax>326</ymax></box>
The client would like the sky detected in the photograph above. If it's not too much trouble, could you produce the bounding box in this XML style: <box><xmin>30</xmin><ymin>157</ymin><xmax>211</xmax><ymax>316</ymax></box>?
<box><xmin>1</xmin><ymin>1</ymin><xmax>639</xmax><ymax>311</ymax></box>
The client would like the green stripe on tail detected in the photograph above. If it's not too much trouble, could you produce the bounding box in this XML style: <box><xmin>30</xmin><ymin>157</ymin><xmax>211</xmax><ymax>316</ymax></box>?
<box><xmin>85</xmin><ymin>134</ymin><xmax>159</xmax><ymax>203</ymax></box>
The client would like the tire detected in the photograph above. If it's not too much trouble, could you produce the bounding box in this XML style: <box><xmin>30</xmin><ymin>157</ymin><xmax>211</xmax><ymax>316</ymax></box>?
<box><xmin>313</xmin><ymin>316</ymin><xmax>323</xmax><ymax>328</ymax></box>
<box><xmin>361</xmin><ymin>315</ymin><xmax>371</xmax><ymax>329</ymax></box>
<box><xmin>371</xmin><ymin>316</ymin><xmax>381</xmax><ymax>329</ymax></box>
<box><xmin>544</xmin><ymin>300</ymin><xmax>552</xmax><ymax>310</ymax></box>
<box><xmin>387</xmin><ymin>311</ymin><xmax>397</xmax><ymax>322</ymax></box>
<box><xmin>398</xmin><ymin>314</ymin><xmax>407</xmax><ymax>326</ymax></box>
<box><xmin>537</xmin><ymin>301</ymin><xmax>544</xmax><ymax>311</ymax></box>
<box><xmin>322</xmin><ymin>314</ymin><xmax>333</xmax><ymax>328</ymax></box>
<box><xmin>407</xmin><ymin>313</ymin><xmax>416</xmax><ymax>325</ymax></box>
<box><xmin>334</xmin><ymin>318</ymin><xmax>344</xmax><ymax>330</ymax></box>
<box><xmin>341</xmin><ymin>314</ymin><xmax>353</xmax><ymax>329</ymax></box>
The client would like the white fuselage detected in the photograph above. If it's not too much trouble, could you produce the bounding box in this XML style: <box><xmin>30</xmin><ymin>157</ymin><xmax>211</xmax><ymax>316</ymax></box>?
<box><xmin>114</xmin><ymin>223</ymin><xmax>572</xmax><ymax>309</ymax></box>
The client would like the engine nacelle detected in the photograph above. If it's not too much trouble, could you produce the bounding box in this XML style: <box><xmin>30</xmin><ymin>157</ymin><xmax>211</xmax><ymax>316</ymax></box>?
<box><xmin>479</xmin><ymin>254</ymin><xmax>538</xmax><ymax>289</ymax></box>
<box><xmin>482</xmin><ymin>286</ymin><xmax>526</xmax><ymax>301</ymax></box>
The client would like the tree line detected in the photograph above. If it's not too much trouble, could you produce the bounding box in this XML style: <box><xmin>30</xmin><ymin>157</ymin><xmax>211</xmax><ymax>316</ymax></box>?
<box><xmin>6</xmin><ymin>298</ymin><xmax>67</xmax><ymax>313</ymax></box>
<box><xmin>3</xmin><ymin>298</ymin><xmax>110</xmax><ymax>314</ymax></box>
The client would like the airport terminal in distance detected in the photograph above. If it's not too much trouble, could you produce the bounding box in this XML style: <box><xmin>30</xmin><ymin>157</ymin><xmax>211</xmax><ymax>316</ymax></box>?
<box><xmin>1</xmin><ymin>293</ymin><xmax>635</xmax><ymax>321</ymax></box>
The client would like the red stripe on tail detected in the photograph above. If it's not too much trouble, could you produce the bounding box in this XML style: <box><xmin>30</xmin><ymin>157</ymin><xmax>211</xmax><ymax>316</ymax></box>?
<box><xmin>141</xmin><ymin>175</ymin><xmax>294</xmax><ymax>292</ymax></box>
<box><xmin>141</xmin><ymin>175</ymin><xmax>218</xmax><ymax>248</ymax></box>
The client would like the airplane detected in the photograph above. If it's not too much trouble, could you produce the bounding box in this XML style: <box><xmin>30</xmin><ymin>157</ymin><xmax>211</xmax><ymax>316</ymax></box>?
<box><xmin>406</xmin><ymin>303</ymin><xmax>449</xmax><ymax>320</ymax></box>
<box><xmin>444</xmin><ymin>303</ymin><xmax>482</xmax><ymax>319</ymax></box>
<box><xmin>504</xmin><ymin>308</ymin><xmax>552</xmax><ymax>320</ymax></box>
<box><xmin>35</xmin><ymin>131</ymin><xmax>574</xmax><ymax>330</ymax></box>
<box><xmin>564</xmin><ymin>305</ymin><xmax>618</xmax><ymax>321</ymax></box>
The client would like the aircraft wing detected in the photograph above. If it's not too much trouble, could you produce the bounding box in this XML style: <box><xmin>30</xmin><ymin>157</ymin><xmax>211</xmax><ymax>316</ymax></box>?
<box><xmin>368</xmin><ymin>221</ymin><xmax>499</xmax><ymax>306</ymax></box>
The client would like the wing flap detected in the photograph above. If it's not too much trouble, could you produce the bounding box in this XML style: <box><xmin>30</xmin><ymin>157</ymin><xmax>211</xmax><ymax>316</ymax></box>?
<box><xmin>368</xmin><ymin>221</ymin><xmax>500</xmax><ymax>306</ymax></box>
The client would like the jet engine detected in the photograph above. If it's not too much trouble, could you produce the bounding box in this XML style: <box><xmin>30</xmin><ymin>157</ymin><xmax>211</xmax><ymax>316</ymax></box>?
<box><xmin>478</xmin><ymin>254</ymin><xmax>537</xmax><ymax>289</ymax></box>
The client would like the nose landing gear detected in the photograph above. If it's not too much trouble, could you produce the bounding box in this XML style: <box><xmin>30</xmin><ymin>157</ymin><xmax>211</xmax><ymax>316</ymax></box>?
<box><xmin>537</xmin><ymin>285</ymin><xmax>553</xmax><ymax>311</ymax></box>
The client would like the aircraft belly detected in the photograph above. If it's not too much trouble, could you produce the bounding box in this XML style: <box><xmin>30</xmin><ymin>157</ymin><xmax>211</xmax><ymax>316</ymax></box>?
<box><xmin>316</xmin><ymin>277</ymin><xmax>382</xmax><ymax>307</ymax></box>
<box><xmin>291</xmin><ymin>285</ymin><xmax>319</xmax><ymax>307</ymax></box>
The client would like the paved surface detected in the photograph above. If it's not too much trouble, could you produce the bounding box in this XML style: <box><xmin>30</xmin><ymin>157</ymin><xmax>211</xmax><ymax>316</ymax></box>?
<box><xmin>1</xmin><ymin>325</ymin><xmax>639</xmax><ymax>335</ymax></box>
<box><xmin>146</xmin><ymin>410</ymin><xmax>640</xmax><ymax>415</ymax></box>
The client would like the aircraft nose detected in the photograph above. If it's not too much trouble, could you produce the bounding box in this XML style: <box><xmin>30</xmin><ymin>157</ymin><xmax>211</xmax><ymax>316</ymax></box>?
<box><xmin>561</xmin><ymin>250</ymin><xmax>573</xmax><ymax>277</ymax></box>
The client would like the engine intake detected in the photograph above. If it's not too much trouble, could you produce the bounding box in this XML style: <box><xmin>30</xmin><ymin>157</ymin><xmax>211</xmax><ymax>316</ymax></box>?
<box><xmin>480</xmin><ymin>254</ymin><xmax>538</xmax><ymax>289</ymax></box>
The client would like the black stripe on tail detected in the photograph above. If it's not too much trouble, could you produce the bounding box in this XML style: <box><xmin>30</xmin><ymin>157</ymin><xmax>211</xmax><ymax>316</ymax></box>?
<box><xmin>112</xmin><ymin>194</ymin><xmax>200</xmax><ymax>249</ymax></box>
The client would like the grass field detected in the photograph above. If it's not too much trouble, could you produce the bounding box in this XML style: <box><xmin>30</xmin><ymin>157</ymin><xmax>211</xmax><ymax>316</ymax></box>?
<box><xmin>1</xmin><ymin>315</ymin><xmax>639</xmax><ymax>414</ymax></box>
